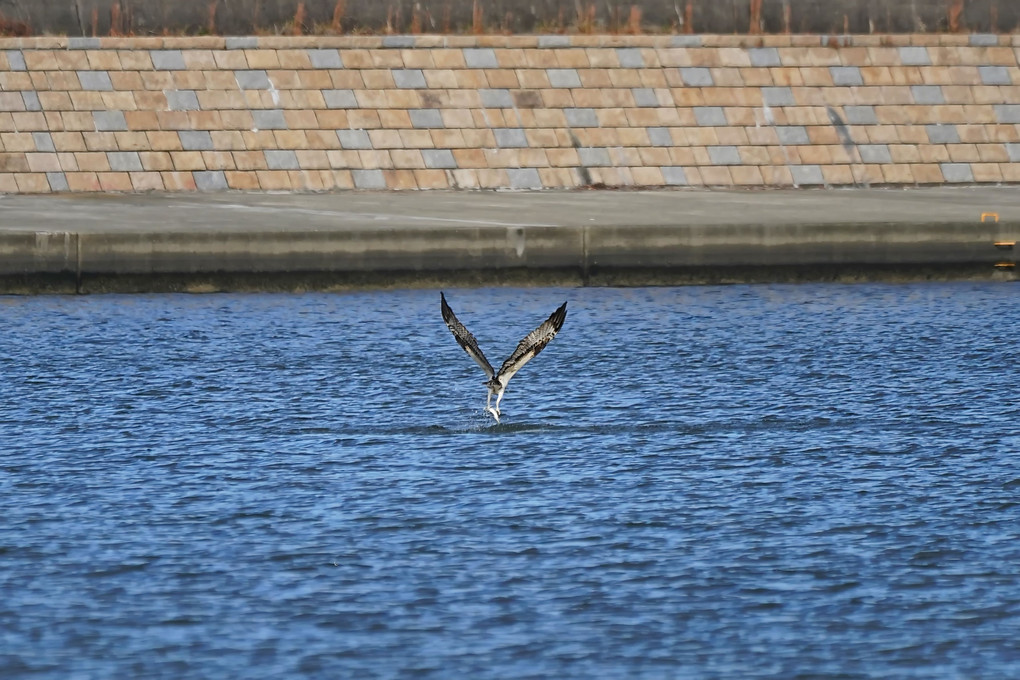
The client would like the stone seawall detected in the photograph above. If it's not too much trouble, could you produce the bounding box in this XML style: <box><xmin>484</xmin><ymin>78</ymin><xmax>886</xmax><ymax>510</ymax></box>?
<box><xmin>0</xmin><ymin>33</ymin><xmax>1018</xmax><ymax>193</ymax></box>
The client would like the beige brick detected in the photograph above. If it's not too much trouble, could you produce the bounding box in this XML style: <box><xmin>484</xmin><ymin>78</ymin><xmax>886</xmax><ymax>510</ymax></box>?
<box><xmin>253</xmin><ymin>170</ymin><xmax>291</xmax><ymax>191</ymax></box>
<box><xmin>172</xmin><ymin>151</ymin><xmax>207</xmax><ymax>171</ymax></box>
<box><xmin>201</xmin><ymin>151</ymin><xmax>236</xmax><ymax>170</ymax></box>
<box><xmin>12</xmin><ymin>173</ymin><xmax>49</xmax><ymax>193</ymax></box>
<box><xmin>760</xmin><ymin>165</ymin><xmax>794</xmax><ymax>186</ymax></box>
<box><xmin>110</xmin><ymin>71</ymin><xmax>143</xmax><ymax>91</ymax></box>
<box><xmin>64</xmin><ymin>172</ymin><xmax>101</xmax><ymax>191</ymax></box>
<box><xmin>314</xmin><ymin>110</ymin><xmax>349</xmax><ymax>130</ymax></box>
<box><xmin>381</xmin><ymin>169</ymin><xmax>417</xmax><ymax>190</ymax></box>
<box><xmin>233</xmin><ymin>151</ymin><xmax>268</xmax><ymax>170</ymax></box>
<box><xmin>388</xmin><ymin>149</ymin><xmax>424</xmax><ymax>169</ymax></box>
<box><xmin>138</xmin><ymin>151</ymin><xmax>174</xmax><ymax>171</ymax></box>
<box><xmin>970</xmin><ymin>163</ymin><xmax>1003</xmax><ymax>182</ymax></box>
<box><xmin>977</xmin><ymin>143</ymin><xmax>1009</xmax><ymax>162</ymax></box>
<box><xmin>880</xmin><ymin>164</ymin><xmax>917</xmax><ymax>184</ymax></box>
<box><xmin>326</xmin><ymin>150</ymin><xmax>363</xmax><ymax>169</ymax></box>
<box><xmin>160</xmin><ymin>171</ymin><xmax>197</xmax><ymax>191</ymax></box>
<box><xmin>295</xmin><ymin>150</ymin><xmax>330</xmax><ymax>169</ymax></box>
<box><xmin>476</xmin><ymin>168</ymin><xmax>510</xmax><ymax>188</ymax></box>
<box><xmin>245</xmin><ymin>50</ymin><xmax>281</xmax><ymax>69</ymax></box>
<box><xmin>485</xmin><ymin>69</ymin><xmax>519</xmax><ymax>88</ymax></box>
<box><xmin>128</xmin><ymin>172</ymin><xmax>164</xmax><ymax>192</ymax></box>
<box><xmin>361</xmin><ymin>69</ymin><xmax>396</xmax><ymax>89</ymax></box>
<box><xmin>451</xmin><ymin>148</ymin><xmax>487</xmax><ymax>169</ymax></box>
<box><xmin>94</xmin><ymin>172</ymin><xmax>131</xmax><ymax>192</ymax></box>
<box><xmin>348</xmin><ymin>110</ymin><xmax>382</xmax><ymax>129</ymax></box>
<box><xmin>398</xmin><ymin>129</ymin><xmax>436</xmax><ymax>149</ymax></box>
<box><xmin>156</xmin><ymin>111</ymin><xmax>190</xmax><ymax>130</ymax></box>
<box><xmin>112</xmin><ymin>131</ymin><xmax>150</xmax><ymax>151</ymax></box>
<box><xmin>366</xmin><ymin>129</ymin><xmax>402</xmax><ymax>149</ymax></box>
<box><xmin>413</xmin><ymin>169</ymin><xmax>450</xmax><ymax>189</ymax></box>
<box><xmin>224</xmin><ymin>170</ymin><xmax>261</xmax><ymax>190</ymax></box>
<box><xmin>306</xmin><ymin>129</ymin><xmax>343</xmax><ymax>150</ymax></box>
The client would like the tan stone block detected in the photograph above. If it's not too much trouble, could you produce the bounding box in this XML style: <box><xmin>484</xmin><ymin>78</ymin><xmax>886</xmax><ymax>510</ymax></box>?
<box><xmin>171</xmin><ymin>71</ymin><xmax>206</xmax><ymax>90</ymax></box>
<box><xmin>138</xmin><ymin>71</ymin><xmax>173</xmax><ymax>90</ymax></box>
<box><xmin>121</xmin><ymin>111</ymin><xmax>157</xmax><ymax>132</ymax></box>
<box><xmin>738</xmin><ymin>67</ymin><xmax>774</xmax><ymax>86</ymax></box>
<box><xmin>339</xmin><ymin>50</ymin><xmax>371</xmax><ymax>68</ymax></box>
<box><xmin>187</xmin><ymin>111</ymin><xmax>223</xmax><ymax>131</ymax></box>
<box><xmin>670</xmin><ymin>88</ymin><xmax>706</xmax><ymax>107</ymax></box>
<box><xmin>697</xmin><ymin>166</ymin><xmax>732</xmax><ymax>185</ymax></box>
<box><xmin>584</xmin><ymin>48</ymin><xmax>618</xmax><ymax>68</ymax></box>
<box><xmin>420</xmin><ymin>69</ymin><xmax>457</xmax><ymax>89</ymax></box>
<box><xmin>770</xmin><ymin>67</ymin><xmax>804</xmax><ymax>86</ymax></box>
<box><xmin>328</xmin><ymin>169</ymin><xmax>353</xmax><ymax>189</ymax></box>
<box><xmin>64</xmin><ymin>172</ymin><xmax>100</xmax><ymax>191</ymax></box>
<box><xmin>69</xmin><ymin>91</ymin><xmax>104</xmax><ymax>111</ymax></box>
<box><xmin>461</xmin><ymin>129</ymin><xmax>496</xmax><ymax>148</ymax></box>
<box><xmin>799</xmin><ymin>145</ymin><xmax>835</xmax><ymax>164</ymax></box>
<box><xmin>449</xmin><ymin>148</ymin><xmax>485</xmax><ymax>169</ymax></box>
<box><xmin>111</xmin><ymin>131</ymin><xmax>149</xmax><ymax>151</ymax></box>
<box><xmin>917</xmin><ymin>144</ymin><xmax>950</xmax><ymax>162</ymax></box>
<box><xmin>346</xmin><ymin>110</ymin><xmax>381</xmax><ymax>129</ymax></box>
<box><xmin>760</xmin><ymin>165</ymin><xmax>794</xmax><ymax>186</ymax></box>
<box><xmin>376</xmin><ymin>169</ymin><xmax>413</xmax><ymax>190</ymax></box>
<box><xmin>538</xmin><ymin>88</ymin><xmax>573</xmax><ymax>108</ymax></box>
<box><xmin>233</xmin><ymin>151</ymin><xmax>268</xmax><ymax>170</ymax></box>
<box><xmin>138</xmin><ymin>151</ymin><xmax>173</xmax><ymax>171</ymax></box>
<box><xmin>728</xmin><ymin>165</ymin><xmax>763</xmax><ymax>186</ymax></box>
<box><xmin>976</xmin><ymin>143</ymin><xmax>1009</xmax><ymax>162</ymax></box>
<box><xmin>441</xmin><ymin>108</ymin><xmax>475</xmax><ymax>129</ymax></box>
<box><xmin>292</xmin><ymin>150</ymin><xmax>328</xmax><ymax>169</ymax></box>
<box><xmin>391</xmin><ymin>129</ymin><xmax>430</xmax><ymax>149</ymax></box>
<box><xmin>160</xmin><ymin>171</ymin><xmax>197</xmax><ymax>192</ymax></box>
<box><xmin>172</xmin><ymin>151</ymin><xmax>206</xmax><ymax>171</ymax></box>
<box><xmin>82</xmin><ymin>132</ymin><xmax>118</xmax><ymax>152</ymax></box>
<box><xmin>272</xmin><ymin>130</ymin><xmax>308</xmax><ymax>150</ymax></box>
<box><xmin>947</xmin><ymin>143</ymin><xmax>980</xmax><ymax>162</ymax></box>
<box><xmin>327</xmin><ymin>70</ymin><xmax>362</xmax><ymax>89</ymax></box>
<box><xmin>357</xmin><ymin>149</ymin><xmax>393</xmax><ymax>169</ymax></box>
<box><xmin>413</xmin><ymin>169</ymin><xmax>449</xmax><ymax>189</ymax></box>
<box><xmin>446</xmin><ymin>169</ymin><xmax>478</xmax><ymax>188</ymax></box>
<box><xmin>859</xmin><ymin>66</ymin><xmax>893</xmax><ymax>86</ymax></box>
<box><xmin>682</xmin><ymin>146</ymin><xmax>711</xmax><ymax>165</ymax></box>
<box><xmin>376</xmin><ymin>109</ymin><xmax>411</xmax><ymax>130</ymax></box>
<box><xmin>127</xmin><ymin>172</ymin><xmax>164</xmax><ymax>192</ymax></box>
<box><xmin>0</xmin><ymin>72</ymin><xmax>33</xmax><ymax>91</ymax></box>
<box><xmin>492</xmin><ymin>48</ymin><xmax>525</xmax><ymax>68</ymax></box>
<box><xmin>305</xmin><ymin>129</ymin><xmax>342</xmax><ymax>150</ymax></box>
<box><xmin>906</xmin><ymin>163</ymin><xmax>941</xmax><ymax>184</ymax></box>
<box><xmin>543</xmin><ymin>148</ymin><xmax>577</xmax><ymax>167</ymax></box>
<box><xmin>245</xmin><ymin>50</ymin><xmax>281</xmax><ymax>70</ymax></box>
<box><xmin>387</xmin><ymin>149</ymin><xmax>423</xmax><ymax>169</ymax></box>
<box><xmin>969</xmin><ymin>162</ymin><xmax>1002</xmax><ymax>182</ymax></box>
<box><xmin>357</xmin><ymin>69</ymin><xmax>392</xmax><ymax>89</ymax></box>
<box><xmin>274</xmin><ymin>49</ymin><xmax>309</xmax><ymax>69</ymax></box>
<box><xmin>475</xmin><ymin>169</ymin><xmax>509</xmax><ymax>188</ymax></box>
<box><xmin>998</xmin><ymin>163</ymin><xmax>1020</xmax><ymax>182</ymax></box>
<box><xmin>427</xmin><ymin>129</ymin><xmax>464</xmax><ymax>149</ymax></box>
<box><xmin>606</xmin><ymin>69</ymin><xmax>642</xmax><ymax>88</ymax></box>
<box><xmin>396</xmin><ymin>49</ymin><xmax>432</xmax><ymax>69</ymax></box>
<box><xmin>447</xmin><ymin>90</ymin><xmax>481</xmax><ymax>109</ymax></box>
<box><xmin>208</xmin><ymin>50</ymin><xmax>247</xmax><ymax>69</ymax></box>
<box><xmin>431</xmin><ymin>49</ymin><xmax>465</xmax><ymax>69</ymax></box>
<box><xmin>253</xmin><ymin>170</ymin><xmax>290</xmax><ymax>191</ymax></box>
<box><xmin>885</xmin><ymin>144</ymin><xmax>919</xmax><ymax>163</ymax></box>
<box><xmin>12</xmin><ymin>173</ymin><xmax>50</xmax><ymax>193</ymax></box>
<box><xmin>94</xmin><ymin>172</ymin><xmax>131</xmax><ymax>192</ymax></box>
<box><xmin>224</xmin><ymin>170</ymin><xmax>260</xmax><ymax>190</ymax></box>
<box><xmin>109</xmin><ymin>71</ymin><xmax>143</xmax><ymax>91</ymax></box>
<box><xmin>26</xmin><ymin>152</ymin><xmax>60</xmax><ymax>173</ymax></box>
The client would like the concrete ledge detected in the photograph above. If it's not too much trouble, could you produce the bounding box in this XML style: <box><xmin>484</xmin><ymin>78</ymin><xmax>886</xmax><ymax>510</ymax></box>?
<box><xmin>0</xmin><ymin>187</ymin><xmax>1017</xmax><ymax>293</ymax></box>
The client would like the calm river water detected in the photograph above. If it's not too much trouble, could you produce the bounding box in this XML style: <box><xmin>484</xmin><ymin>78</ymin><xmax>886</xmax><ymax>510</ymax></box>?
<box><xmin>2</xmin><ymin>283</ymin><xmax>1019</xmax><ymax>678</ymax></box>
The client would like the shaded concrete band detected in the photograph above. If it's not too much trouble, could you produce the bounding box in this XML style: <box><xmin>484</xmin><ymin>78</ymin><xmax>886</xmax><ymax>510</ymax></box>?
<box><xmin>3</xmin><ymin>221</ymin><xmax>1017</xmax><ymax>294</ymax></box>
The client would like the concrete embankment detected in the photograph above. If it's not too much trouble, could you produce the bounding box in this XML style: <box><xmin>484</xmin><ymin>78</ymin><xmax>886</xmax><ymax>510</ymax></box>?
<box><xmin>1</xmin><ymin>187</ymin><xmax>1017</xmax><ymax>293</ymax></box>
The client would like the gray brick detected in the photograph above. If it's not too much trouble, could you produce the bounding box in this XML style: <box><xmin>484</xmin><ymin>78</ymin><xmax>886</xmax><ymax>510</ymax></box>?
<box><xmin>21</xmin><ymin>91</ymin><xmax>40</xmax><ymax>111</ymax></box>
<box><xmin>791</xmin><ymin>165</ymin><xmax>825</xmax><ymax>186</ymax></box>
<box><xmin>709</xmin><ymin>146</ymin><xmax>741</xmax><ymax>165</ymax></box>
<box><xmin>1007</xmin><ymin>143</ymin><xmax>1020</xmax><ymax>162</ymax></box>
<box><xmin>464</xmin><ymin>48</ymin><xmax>498</xmax><ymax>68</ymax></box>
<box><xmin>843</xmin><ymin>105</ymin><xmax>877</xmax><ymax>125</ymax></box>
<box><xmin>150</xmin><ymin>50</ymin><xmax>185</xmax><ymax>70</ymax></box>
<box><xmin>761</xmin><ymin>86</ymin><xmax>794</xmax><ymax>106</ymax></box>
<box><xmin>337</xmin><ymin>129</ymin><xmax>372</xmax><ymax>149</ymax></box>
<box><xmin>748</xmin><ymin>47</ymin><xmax>781</xmax><ymax>67</ymax></box>
<box><xmin>670</xmin><ymin>35</ymin><xmax>702</xmax><ymax>47</ymax></box>
<box><xmin>830</xmin><ymin>66</ymin><xmax>863</xmax><ymax>86</ymax></box>
<box><xmin>925</xmin><ymin>124</ymin><xmax>959</xmax><ymax>144</ymax></box>
<box><xmin>940</xmin><ymin>163</ymin><xmax>974</xmax><ymax>183</ymax></box>
<box><xmin>538</xmin><ymin>35</ymin><xmax>570</xmax><ymax>48</ymax></box>
<box><xmin>225</xmin><ymin>36</ymin><xmax>258</xmax><ymax>49</ymax></box>
<box><xmin>33</xmin><ymin>132</ymin><xmax>54</xmax><ymax>152</ymax></box>
<box><xmin>777</xmin><ymin>126</ymin><xmax>809</xmax><ymax>145</ymax></box>
<box><xmin>77</xmin><ymin>70</ymin><xmax>113</xmax><ymax>91</ymax></box>
<box><xmin>680</xmin><ymin>67</ymin><xmax>714</xmax><ymax>87</ymax></box>
<box><xmin>565</xmin><ymin>108</ymin><xmax>598</xmax><ymax>128</ymax></box>
<box><xmin>995</xmin><ymin>105</ymin><xmax>1020</xmax><ymax>123</ymax></box>
<box><xmin>648</xmin><ymin>127</ymin><xmax>672</xmax><ymax>146</ymax></box>
<box><xmin>578</xmin><ymin>147</ymin><xmax>611</xmax><ymax>167</ymax></box>
<box><xmin>911</xmin><ymin>85</ymin><xmax>944</xmax><ymax>104</ymax></box>
<box><xmin>68</xmin><ymin>37</ymin><xmax>101</xmax><ymax>49</ymax></box>
<box><xmin>480</xmin><ymin>89</ymin><xmax>513</xmax><ymax>108</ymax></box>
<box><xmin>6</xmin><ymin>50</ymin><xmax>25</xmax><ymax>71</ymax></box>
<box><xmin>306</xmin><ymin>49</ymin><xmax>343</xmax><ymax>69</ymax></box>
<box><xmin>547</xmin><ymin>69</ymin><xmax>582</xmax><ymax>88</ymax></box>
<box><xmin>898</xmin><ymin>46</ymin><xmax>930</xmax><ymax>65</ymax></box>
<box><xmin>969</xmin><ymin>33</ymin><xmax>998</xmax><ymax>46</ymax></box>
<box><xmin>235</xmin><ymin>70</ymin><xmax>270</xmax><ymax>90</ymax></box>
<box><xmin>107</xmin><ymin>151</ymin><xmax>143</xmax><ymax>172</ymax></box>
<box><xmin>857</xmin><ymin>144</ymin><xmax>892</xmax><ymax>163</ymax></box>
<box><xmin>507</xmin><ymin>168</ymin><xmax>542</xmax><ymax>189</ymax></box>
<box><xmin>194</xmin><ymin>170</ymin><xmax>228</xmax><ymax>191</ymax></box>
<box><xmin>46</xmin><ymin>172</ymin><xmax>69</xmax><ymax>192</ymax></box>
<box><xmin>694</xmin><ymin>106</ymin><xmax>727</xmax><ymax>126</ymax></box>
<box><xmin>662</xmin><ymin>166</ymin><xmax>688</xmax><ymax>185</ymax></box>
<box><xmin>409</xmin><ymin>109</ymin><xmax>444</xmax><ymax>128</ymax></box>
<box><xmin>422</xmin><ymin>149</ymin><xmax>457</xmax><ymax>169</ymax></box>
<box><xmin>178</xmin><ymin>130</ymin><xmax>214</xmax><ymax>151</ymax></box>
<box><xmin>632</xmin><ymin>88</ymin><xmax>658</xmax><ymax>107</ymax></box>
<box><xmin>323</xmin><ymin>89</ymin><xmax>358</xmax><ymax>109</ymax></box>
<box><xmin>382</xmin><ymin>35</ymin><xmax>417</xmax><ymax>48</ymax></box>
<box><xmin>494</xmin><ymin>128</ymin><xmax>528</xmax><ymax>148</ymax></box>
<box><xmin>93</xmin><ymin>110</ymin><xmax>127</xmax><ymax>131</ymax></box>
<box><xmin>252</xmin><ymin>109</ymin><xmax>287</xmax><ymax>130</ymax></box>
<box><xmin>265</xmin><ymin>150</ymin><xmax>300</xmax><ymax>170</ymax></box>
<box><xmin>352</xmin><ymin>169</ymin><xmax>387</xmax><ymax>190</ymax></box>
<box><xmin>616</xmin><ymin>48</ymin><xmax>644</xmax><ymax>68</ymax></box>
<box><xmin>165</xmin><ymin>89</ymin><xmax>200</xmax><ymax>111</ymax></box>
<box><xmin>979</xmin><ymin>66</ymin><xmax>1011</xmax><ymax>85</ymax></box>
<box><xmin>393</xmin><ymin>69</ymin><xmax>426</xmax><ymax>88</ymax></box>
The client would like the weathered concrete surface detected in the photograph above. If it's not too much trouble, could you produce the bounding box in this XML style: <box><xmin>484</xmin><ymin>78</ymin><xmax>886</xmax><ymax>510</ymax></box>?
<box><xmin>0</xmin><ymin>187</ymin><xmax>1017</xmax><ymax>293</ymax></box>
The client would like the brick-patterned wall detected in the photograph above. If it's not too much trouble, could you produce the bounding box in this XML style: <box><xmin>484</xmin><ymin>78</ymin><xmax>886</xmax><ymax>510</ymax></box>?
<box><xmin>1</xmin><ymin>33</ymin><xmax>1018</xmax><ymax>193</ymax></box>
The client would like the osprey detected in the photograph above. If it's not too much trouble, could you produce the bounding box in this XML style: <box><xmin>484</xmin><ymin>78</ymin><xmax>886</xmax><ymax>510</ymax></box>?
<box><xmin>440</xmin><ymin>292</ymin><xmax>567</xmax><ymax>423</ymax></box>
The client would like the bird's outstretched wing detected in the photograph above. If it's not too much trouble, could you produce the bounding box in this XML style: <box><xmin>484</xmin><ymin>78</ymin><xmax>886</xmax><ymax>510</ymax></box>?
<box><xmin>495</xmin><ymin>301</ymin><xmax>567</xmax><ymax>387</ymax></box>
<box><xmin>441</xmin><ymin>292</ymin><xmax>495</xmax><ymax>379</ymax></box>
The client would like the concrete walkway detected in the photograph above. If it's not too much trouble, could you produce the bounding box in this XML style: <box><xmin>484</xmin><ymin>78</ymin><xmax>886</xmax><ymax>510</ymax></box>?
<box><xmin>1</xmin><ymin>186</ymin><xmax>1018</xmax><ymax>293</ymax></box>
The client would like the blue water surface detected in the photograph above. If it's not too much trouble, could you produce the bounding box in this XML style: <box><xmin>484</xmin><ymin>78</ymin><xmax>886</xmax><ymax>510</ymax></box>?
<box><xmin>2</xmin><ymin>283</ymin><xmax>1019</xmax><ymax>678</ymax></box>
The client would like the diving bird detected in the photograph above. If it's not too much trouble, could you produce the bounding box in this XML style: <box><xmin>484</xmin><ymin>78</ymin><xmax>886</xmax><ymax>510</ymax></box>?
<box><xmin>440</xmin><ymin>292</ymin><xmax>567</xmax><ymax>423</ymax></box>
